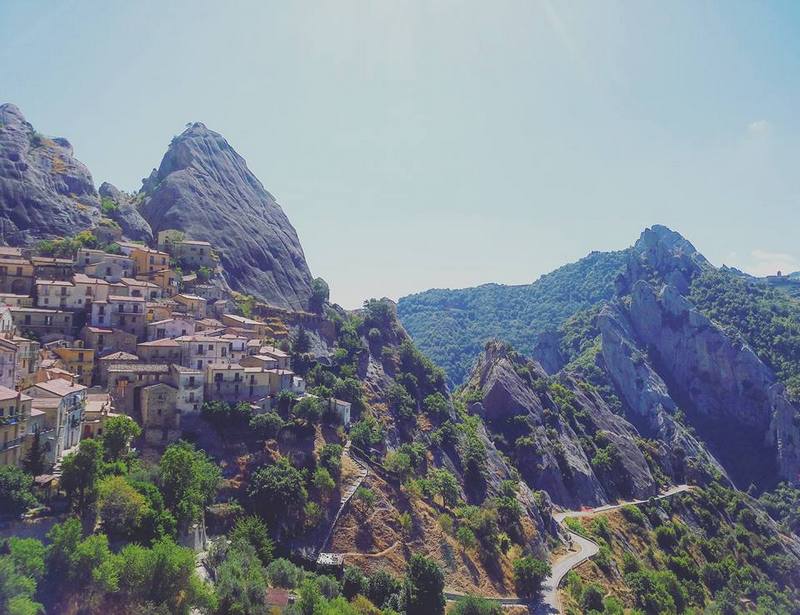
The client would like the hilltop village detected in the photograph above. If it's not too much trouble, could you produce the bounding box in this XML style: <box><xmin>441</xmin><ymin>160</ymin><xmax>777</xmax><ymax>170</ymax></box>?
<box><xmin>0</xmin><ymin>227</ymin><xmax>349</xmax><ymax>473</ymax></box>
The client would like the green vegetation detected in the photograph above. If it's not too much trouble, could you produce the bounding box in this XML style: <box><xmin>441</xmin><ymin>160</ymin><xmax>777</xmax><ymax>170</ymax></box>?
<box><xmin>563</xmin><ymin>484</ymin><xmax>800</xmax><ymax>615</ymax></box>
<box><xmin>689</xmin><ymin>268</ymin><xmax>800</xmax><ymax>399</ymax></box>
<box><xmin>0</xmin><ymin>466</ymin><xmax>38</xmax><ymax>517</ymax></box>
<box><xmin>397</xmin><ymin>249</ymin><xmax>629</xmax><ymax>384</ymax></box>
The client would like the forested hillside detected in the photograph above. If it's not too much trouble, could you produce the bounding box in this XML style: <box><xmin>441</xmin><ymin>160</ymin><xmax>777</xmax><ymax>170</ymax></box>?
<box><xmin>397</xmin><ymin>249</ymin><xmax>628</xmax><ymax>385</ymax></box>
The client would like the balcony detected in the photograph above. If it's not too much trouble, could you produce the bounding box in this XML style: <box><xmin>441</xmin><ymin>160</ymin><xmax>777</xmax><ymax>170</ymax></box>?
<box><xmin>0</xmin><ymin>436</ymin><xmax>25</xmax><ymax>451</ymax></box>
<box><xmin>0</xmin><ymin>415</ymin><xmax>25</xmax><ymax>426</ymax></box>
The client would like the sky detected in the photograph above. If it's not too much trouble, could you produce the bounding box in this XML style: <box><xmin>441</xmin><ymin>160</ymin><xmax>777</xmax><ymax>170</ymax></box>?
<box><xmin>2</xmin><ymin>1</ymin><xmax>800</xmax><ymax>308</ymax></box>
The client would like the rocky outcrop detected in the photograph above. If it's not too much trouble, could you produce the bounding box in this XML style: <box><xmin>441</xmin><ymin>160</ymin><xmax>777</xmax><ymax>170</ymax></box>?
<box><xmin>466</xmin><ymin>342</ymin><xmax>661</xmax><ymax>507</ymax></box>
<box><xmin>628</xmin><ymin>281</ymin><xmax>800</xmax><ymax>487</ymax></box>
<box><xmin>138</xmin><ymin>122</ymin><xmax>313</xmax><ymax>311</ymax></box>
<box><xmin>98</xmin><ymin>182</ymin><xmax>152</xmax><ymax>242</ymax></box>
<box><xmin>0</xmin><ymin>103</ymin><xmax>99</xmax><ymax>244</ymax></box>
<box><xmin>599</xmin><ymin>280</ymin><xmax>800</xmax><ymax>488</ymax></box>
<box><xmin>597</xmin><ymin>300</ymin><xmax>728</xmax><ymax>484</ymax></box>
<box><xmin>616</xmin><ymin>224</ymin><xmax>711</xmax><ymax>295</ymax></box>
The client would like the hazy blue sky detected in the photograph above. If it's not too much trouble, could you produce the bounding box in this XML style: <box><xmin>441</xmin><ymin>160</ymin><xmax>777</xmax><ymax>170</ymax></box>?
<box><xmin>2</xmin><ymin>1</ymin><xmax>799</xmax><ymax>307</ymax></box>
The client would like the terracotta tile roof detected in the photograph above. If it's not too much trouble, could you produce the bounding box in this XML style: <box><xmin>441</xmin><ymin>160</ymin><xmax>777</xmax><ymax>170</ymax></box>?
<box><xmin>31</xmin><ymin>379</ymin><xmax>86</xmax><ymax>397</ymax></box>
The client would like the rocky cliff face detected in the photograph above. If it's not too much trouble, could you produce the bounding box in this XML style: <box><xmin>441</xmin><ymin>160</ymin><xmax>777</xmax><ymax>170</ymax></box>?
<box><xmin>0</xmin><ymin>104</ymin><xmax>99</xmax><ymax>244</ymax></box>
<box><xmin>605</xmin><ymin>280</ymin><xmax>800</xmax><ymax>488</ymax></box>
<box><xmin>616</xmin><ymin>224</ymin><xmax>711</xmax><ymax>295</ymax></box>
<box><xmin>138</xmin><ymin>122</ymin><xmax>313</xmax><ymax>311</ymax></box>
<box><xmin>98</xmin><ymin>182</ymin><xmax>152</xmax><ymax>243</ymax></box>
<box><xmin>465</xmin><ymin>341</ymin><xmax>668</xmax><ymax>507</ymax></box>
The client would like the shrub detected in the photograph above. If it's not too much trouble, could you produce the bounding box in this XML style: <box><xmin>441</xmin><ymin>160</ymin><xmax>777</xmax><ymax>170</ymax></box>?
<box><xmin>512</xmin><ymin>556</ymin><xmax>551</xmax><ymax>597</ymax></box>
<box><xmin>249</xmin><ymin>412</ymin><xmax>284</xmax><ymax>439</ymax></box>
<box><xmin>267</xmin><ymin>558</ymin><xmax>304</xmax><ymax>588</ymax></box>
<box><xmin>0</xmin><ymin>466</ymin><xmax>37</xmax><ymax>517</ymax></box>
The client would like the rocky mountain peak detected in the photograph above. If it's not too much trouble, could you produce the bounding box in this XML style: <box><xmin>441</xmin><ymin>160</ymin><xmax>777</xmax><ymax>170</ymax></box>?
<box><xmin>616</xmin><ymin>225</ymin><xmax>712</xmax><ymax>295</ymax></box>
<box><xmin>0</xmin><ymin>102</ymin><xmax>99</xmax><ymax>245</ymax></box>
<box><xmin>138</xmin><ymin>121</ymin><xmax>313</xmax><ymax>310</ymax></box>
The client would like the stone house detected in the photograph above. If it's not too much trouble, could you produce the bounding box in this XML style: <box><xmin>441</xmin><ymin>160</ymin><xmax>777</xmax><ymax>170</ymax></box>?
<box><xmin>0</xmin><ymin>293</ymin><xmax>33</xmax><ymax>307</ymax></box>
<box><xmin>176</xmin><ymin>335</ymin><xmax>234</xmax><ymax>370</ymax></box>
<box><xmin>173</xmin><ymin>240</ymin><xmax>216</xmax><ymax>269</ymax></box>
<box><xmin>131</xmin><ymin>247</ymin><xmax>170</xmax><ymax>277</ymax></box>
<box><xmin>31</xmin><ymin>257</ymin><xmax>73</xmax><ymax>281</ymax></box>
<box><xmin>174</xmin><ymin>294</ymin><xmax>207</xmax><ymax>319</ymax></box>
<box><xmin>147</xmin><ymin>316</ymin><xmax>197</xmax><ymax>341</ymax></box>
<box><xmin>0</xmin><ymin>256</ymin><xmax>35</xmax><ymax>295</ymax></box>
<box><xmin>81</xmin><ymin>326</ymin><xmax>138</xmax><ymax>356</ymax></box>
<box><xmin>136</xmin><ymin>338</ymin><xmax>182</xmax><ymax>364</ymax></box>
<box><xmin>140</xmin><ymin>382</ymin><xmax>181</xmax><ymax>444</ymax></box>
<box><xmin>35</xmin><ymin>280</ymin><xmax>85</xmax><ymax>310</ymax></box>
<box><xmin>24</xmin><ymin>378</ymin><xmax>86</xmax><ymax>462</ymax></box>
<box><xmin>0</xmin><ymin>387</ymin><xmax>31</xmax><ymax>467</ymax></box>
<box><xmin>96</xmin><ymin>351</ymin><xmax>139</xmax><ymax>387</ymax></box>
<box><xmin>120</xmin><ymin>277</ymin><xmax>161</xmax><ymax>300</ymax></box>
<box><xmin>10</xmin><ymin>307</ymin><xmax>74</xmax><ymax>341</ymax></box>
<box><xmin>90</xmin><ymin>295</ymin><xmax>147</xmax><ymax>340</ymax></box>
<box><xmin>51</xmin><ymin>343</ymin><xmax>95</xmax><ymax>385</ymax></box>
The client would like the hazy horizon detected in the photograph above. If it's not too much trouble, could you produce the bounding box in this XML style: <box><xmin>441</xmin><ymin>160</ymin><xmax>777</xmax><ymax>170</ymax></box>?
<box><xmin>3</xmin><ymin>1</ymin><xmax>799</xmax><ymax>308</ymax></box>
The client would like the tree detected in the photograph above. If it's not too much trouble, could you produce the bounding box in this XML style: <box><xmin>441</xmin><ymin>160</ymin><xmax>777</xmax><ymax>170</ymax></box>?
<box><xmin>158</xmin><ymin>442</ymin><xmax>220</xmax><ymax>528</ymax></box>
<box><xmin>101</xmin><ymin>415</ymin><xmax>141</xmax><ymax>462</ymax></box>
<box><xmin>404</xmin><ymin>553</ymin><xmax>445</xmax><ymax>615</ymax></box>
<box><xmin>215</xmin><ymin>541</ymin><xmax>268</xmax><ymax>615</ymax></box>
<box><xmin>512</xmin><ymin>556</ymin><xmax>550</xmax><ymax>597</ymax></box>
<box><xmin>451</xmin><ymin>595</ymin><xmax>502</xmax><ymax>615</ymax></box>
<box><xmin>0</xmin><ymin>555</ymin><xmax>43</xmax><ymax>615</ymax></box>
<box><xmin>398</xmin><ymin>511</ymin><xmax>412</xmax><ymax>537</ymax></box>
<box><xmin>427</xmin><ymin>468</ymin><xmax>460</xmax><ymax>507</ymax></box>
<box><xmin>266</xmin><ymin>558</ymin><xmax>304</xmax><ymax>588</ymax></box>
<box><xmin>319</xmin><ymin>443</ymin><xmax>343</xmax><ymax>478</ymax></box>
<box><xmin>97</xmin><ymin>475</ymin><xmax>149</xmax><ymax>537</ymax></box>
<box><xmin>296</xmin><ymin>577</ymin><xmax>322</xmax><ymax>615</ymax></box>
<box><xmin>0</xmin><ymin>466</ymin><xmax>37</xmax><ymax>517</ymax></box>
<box><xmin>115</xmin><ymin>538</ymin><xmax>214</xmax><ymax>613</ymax></box>
<box><xmin>44</xmin><ymin>518</ymin><xmax>82</xmax><ymax>588</ymax></box>
<box><xmin>60</xmin><ymin>438</ymin><xmax>103</xmax><ymax>515</ymax></box>
<box><xmin>423</xmin><ymin>392</ymin><xmax>449</xmax><ymax>419</ymax></box>
<box><xmin>350</xmin><ymin>417</ymin><xmax>383</xmax><ymax>452</ymax></box>
<box><xmin>22</xmin><ymin>430</ymin><xmax>45</xmax><ymax>476</ymax></box>
<box><xmin>249</xmin><ymin>458</ymin><xmax>307</xmax><ymax>530</ymax></box>
<box><xmin>310</xmin><ymin>278</ymin><xmax>330</xmax><ymax>313</ymax></box>
<box><xmin>341</xmin><ymin>565</ymin><xmax>369</xmax><ymax>600</ymax></box>
<box><xmin>292</xmin><ymin>396</ymin><xmax>323</xmax><ymax>424</ymax></box>
<box><xmin>312</xmin><ymin>467</ymin><xmax>335</xmax><ymax>500</ymax></box>
<box><xmin>7</xmin><ymin>538</ymin><xmax>45</xmax><ymax>581</ymax></box>
<box><xmin>229</xmin><ymin>515</ymin><xmax>274</xmax><ymax>566</ymax></box>
<box><xmin>367</xmin><ymin>569</ymin><xmax>401</xmax><ymax>609</ymax></box>
<box><xmin>249</xmin><ymin>412</ymin><xmax>283</xmax><ymax>439</ymax></box>
<box><xmin>352</xmin><ymin>487</ymin><xmax>375</xmax><ymax>518</ymax></box>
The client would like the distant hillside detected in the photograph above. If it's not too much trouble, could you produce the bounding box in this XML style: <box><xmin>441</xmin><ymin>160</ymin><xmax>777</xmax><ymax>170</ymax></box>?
<box><xmin>397</xmin><ymin>249</ymin><xmax>628</xmax><ymax>385</ymax></box>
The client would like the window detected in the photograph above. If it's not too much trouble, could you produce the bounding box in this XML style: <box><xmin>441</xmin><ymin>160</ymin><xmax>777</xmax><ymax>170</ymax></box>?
<box><xmin>196</xmin><ymin>360</ymin><xmax>202</xmax><ymax>369</ymax></box>
<box><xmin>24</xmin><ymin>315</ymin><xmax>30</xmax><ymax>325</ymax></box>
<box><xmin>16</xmin><ymin>267</ymin><xmax>22</xmax><ymax>276</ymax></box>
<box><xmin>78</xmin><ymin>353</ymin><xmax>84</xmax><ymax>362</ymax></box>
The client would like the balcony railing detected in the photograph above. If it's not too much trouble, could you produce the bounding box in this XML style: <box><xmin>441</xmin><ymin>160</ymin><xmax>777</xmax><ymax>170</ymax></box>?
<box><xmin>0</xmin><ymin>415</ymin><xmax>25</xmax><ymax>426</ymax></box>
<box><xmin>0</xmin><ymin>436</ymin><xmax>25</xmax><ymax>451</ymax></box>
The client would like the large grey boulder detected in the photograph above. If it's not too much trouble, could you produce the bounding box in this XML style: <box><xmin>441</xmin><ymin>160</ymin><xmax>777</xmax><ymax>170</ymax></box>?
<box><xmin>0</xmin><ymin>103</ymin><xmax>99</xmax><ymax>244</ymax></box>
<box><xmin>138</xmin><ymin>122</ymin><xmax>313</xmax><ymax>311</ymax></box>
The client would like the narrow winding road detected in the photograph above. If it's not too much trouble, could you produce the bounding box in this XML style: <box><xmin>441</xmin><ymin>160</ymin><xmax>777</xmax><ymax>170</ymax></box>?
<box><xmin>444</xmin><ymin>485</ymin><xmax>692</xmax><ymax>613</ymax></box>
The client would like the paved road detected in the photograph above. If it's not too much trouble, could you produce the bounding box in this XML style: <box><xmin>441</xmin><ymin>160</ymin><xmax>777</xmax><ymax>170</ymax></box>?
<box><xmin>444</xmin><ymin>485</ymin><xmax>692</xmax><ymax>613</ymax></box>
